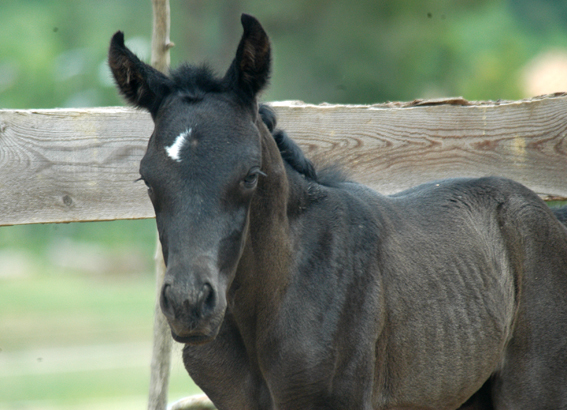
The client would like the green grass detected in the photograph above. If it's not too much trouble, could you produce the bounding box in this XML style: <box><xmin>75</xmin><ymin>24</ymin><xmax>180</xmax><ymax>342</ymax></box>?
<box><xmin>0</xmin><ymin>364</ymin><xmax>201</xmax><ymax>408</ymax></box>
<box><xmin>1</xmin><ymin>274</ymin><xmax>156</xmax><ymax>350</ymax></box>
<box><xmin>0</xmin><ymin>220</ymin><xmax>202</xmax><ymax>409</ymax></box>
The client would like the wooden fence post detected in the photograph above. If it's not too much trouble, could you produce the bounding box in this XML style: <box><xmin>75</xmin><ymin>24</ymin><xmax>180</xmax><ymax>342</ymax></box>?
<box><xmin>148</xmin><ymin>1</ymin><xmax>173</xmax><ymax>409</ymax></box>
<box><xmin>151</xmin><ymin>0</ymin><xmax>174</xmax><ymax>73</ymax></box>
<box><xmin>148</xmin><ymin>239</ymin><xmax>172</xmax><ymax>410</ymax></box>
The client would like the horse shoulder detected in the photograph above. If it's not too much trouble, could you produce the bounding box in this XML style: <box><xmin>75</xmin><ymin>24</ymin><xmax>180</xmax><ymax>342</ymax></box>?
<box><xmin>255</xmin><ymin>181</ymin><xmax>385</xmax><ymax>407</ymax></box>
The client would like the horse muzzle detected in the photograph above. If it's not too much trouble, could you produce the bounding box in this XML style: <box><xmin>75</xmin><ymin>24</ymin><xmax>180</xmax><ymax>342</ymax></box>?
<box><xmin>160</xmin><ymin>277</ymin><xmax>226</xmax><ymax>345</ymax></box>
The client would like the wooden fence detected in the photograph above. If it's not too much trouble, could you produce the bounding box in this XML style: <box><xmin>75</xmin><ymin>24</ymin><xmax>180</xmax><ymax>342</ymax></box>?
<box><xmin>2</xmin><ymin>95</ymin><xmax>567</xmax><ymax>229</ymax></box>
<box><xmin>1</xmin><ymin>94</ymin><xmax>567</xmax><ymax>408</ymax></box>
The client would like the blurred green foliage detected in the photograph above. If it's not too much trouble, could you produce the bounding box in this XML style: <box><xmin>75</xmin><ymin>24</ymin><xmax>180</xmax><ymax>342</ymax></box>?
<box><xmin>2</xmin><ymin>0</ymin><xmax>567</xmax><ymax>109</ymax></box>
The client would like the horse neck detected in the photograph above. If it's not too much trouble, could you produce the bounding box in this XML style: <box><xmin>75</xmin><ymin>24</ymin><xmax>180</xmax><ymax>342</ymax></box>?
<box><xmin>231</xmin><ymin>123</ymin><xmax>293</xmax><ymax>319</ymax></box>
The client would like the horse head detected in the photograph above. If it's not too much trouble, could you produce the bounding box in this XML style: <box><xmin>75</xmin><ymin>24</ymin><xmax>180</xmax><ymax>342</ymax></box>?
<box><xmin>108</xmin><ymin>14</ymin><xmax>273</xmax><ymax>344</ymax></box>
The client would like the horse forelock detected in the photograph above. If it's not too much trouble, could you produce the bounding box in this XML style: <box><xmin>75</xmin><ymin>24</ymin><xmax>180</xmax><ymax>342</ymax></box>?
<box><xmin>169</xmin><ymin>63</ymin><xmax>226</xmax><ymax>101</ymax></box>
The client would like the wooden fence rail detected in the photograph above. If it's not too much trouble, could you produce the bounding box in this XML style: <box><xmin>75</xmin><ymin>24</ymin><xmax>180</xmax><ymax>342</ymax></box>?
<box><xmin>2</xmin><ymin>95</ymin><xmax>567</xmax><ymax>227</ymax></box>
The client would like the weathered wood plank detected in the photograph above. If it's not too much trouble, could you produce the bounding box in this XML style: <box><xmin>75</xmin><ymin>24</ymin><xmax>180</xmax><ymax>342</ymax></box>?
<box><xmin>273</xmin><ymin>96</ymin><xmax>567</xmax><ymax>199</ymax></box>
<box><xmin>1</xmin><ymin>96</ymin><xmax>566</xmax><ymax>226</ymax></box>
<box><xmin>0</xmin><ymin>108</ymin><xmax>154</xmax><ymax>225</ymax></box>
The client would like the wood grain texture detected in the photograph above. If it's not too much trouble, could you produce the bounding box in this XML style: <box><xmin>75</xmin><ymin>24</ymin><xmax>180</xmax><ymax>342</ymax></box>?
<box><xmin>272</xmin><ymin>96</ymin><xmax>567</xmax><ymax>199</ymax></box>
<box><xmin>1</xmin><ymin>95</ymin><xmax>566</xmax><ymax>225</ymax></box>
<box><xmin>0</xmin><ymin>107</ymin><xmax>154</xmax><ymax>225</ymax></box>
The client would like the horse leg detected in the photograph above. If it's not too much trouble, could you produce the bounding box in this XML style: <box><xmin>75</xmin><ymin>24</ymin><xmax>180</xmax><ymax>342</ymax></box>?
<box><xmin>490</xmin><ymin>335</ymin><xmax>567</xmax><ymax>409</ymax></box>
<box><xmin>490</xmin><ymin>269</ymin><xmax>567</xmax><ymax>408</ymax></box>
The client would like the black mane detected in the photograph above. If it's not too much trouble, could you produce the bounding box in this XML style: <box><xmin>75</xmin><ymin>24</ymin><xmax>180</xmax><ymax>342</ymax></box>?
<box><xmin>259</xmin><ymin>104</ymin><xmax>348</xmax><ymax>187</ymax></box>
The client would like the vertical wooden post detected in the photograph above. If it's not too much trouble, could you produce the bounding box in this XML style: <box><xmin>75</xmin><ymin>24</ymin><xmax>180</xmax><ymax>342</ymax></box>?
<box><xmin>148</xmin><ymin>240</ymin><xmax>172</xmax><ymax>410</ymax></box>
<box><xmin>148</xmin><ymin>1</ymin><xmax>173</xmax><ymax>409</ymax></box>
<box><xmin>151</xmin><ymin>0</ymin><xmax>174</xmax><ymax>73</ymax></box>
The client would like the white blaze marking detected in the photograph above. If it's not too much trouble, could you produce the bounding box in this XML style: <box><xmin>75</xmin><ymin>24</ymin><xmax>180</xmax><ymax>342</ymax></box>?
<box><xmin>166</xmin><ymin>128</ymin><xmax>191</xmax><ymax>162</ymax></box>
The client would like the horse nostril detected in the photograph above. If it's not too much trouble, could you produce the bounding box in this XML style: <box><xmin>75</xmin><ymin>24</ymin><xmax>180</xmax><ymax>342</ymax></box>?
<box><xmin>161</xmin><ymin>281</ymin><xmax>216</xmax><ymax>323</ymax></box>
<box><xmin>160</xmin><ymin>284</ymin><xmax>175</xmax><ymax>319</ymax></box>
<box><xmin>200</xmin><ymin>283</ymin><xmax>216</xmax><ymax>315</ymax></box>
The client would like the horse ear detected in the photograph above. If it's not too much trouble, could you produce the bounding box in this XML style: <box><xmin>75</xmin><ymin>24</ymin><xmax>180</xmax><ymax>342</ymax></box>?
<box><xmin>108</xmin><ymin>31</ymin><xmax>172</xmax><ymax>115</ymax></box>
<box><xmin>224</xmin><ymin>14</ymin><xmax>271</xmax><ymax>102</ymax></box>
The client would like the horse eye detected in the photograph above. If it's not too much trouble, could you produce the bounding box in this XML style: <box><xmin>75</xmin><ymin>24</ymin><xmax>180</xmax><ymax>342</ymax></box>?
<box><xmin>242</xmin><ymin>168</ymin><xmax>266</xmax><ymax>189</ymax></box>
<box><xmin>137</xmin><ymin>177</ymin><xmax>153</xmax><ymax>194</ymax></box>
<box><xmin>243</xmin><ymin>172</ymin><xmax>259</xmax><ymax>189</ymax></box>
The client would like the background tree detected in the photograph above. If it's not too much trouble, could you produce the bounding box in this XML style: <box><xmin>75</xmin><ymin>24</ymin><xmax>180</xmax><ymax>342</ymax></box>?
<box><xmin>2</xmin><ymin>0</ymin><xmax>567</xmax><ymax>108</ymax></box>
